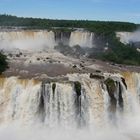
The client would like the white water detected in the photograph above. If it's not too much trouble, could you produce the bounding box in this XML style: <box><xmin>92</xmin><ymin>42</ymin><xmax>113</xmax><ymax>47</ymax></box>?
<box><xmin>0</xmin><ymin>31</ymin><xmax>56</xmax><ymax>51</ymax></box>
<box><xmin>69</xmin><ymin>31</ymin><xmax>94</xmax><ymax>48</ymax></box>
<box><xmin>116</xmin><ymin>32</ymin><xmax>132</xmax><ymax>44</ymax></box>
<box><xmin>116</xmin><ymin>31</ymin><xmax>140</xmax><ymax>44</ymax></box>
<box><xmin>0</xmin><ymin>73</ymin><xmax>140</xmax><ymax>140</ymax></box>
<box><xmin>0</xmin><ymin>30</ymin><xmax>94</xmax><ymax>52</ymax></box>
<box><xmin>2</xmin><ymin>30</ymin><xmax>140</xmax><ymax>53</ymax></box>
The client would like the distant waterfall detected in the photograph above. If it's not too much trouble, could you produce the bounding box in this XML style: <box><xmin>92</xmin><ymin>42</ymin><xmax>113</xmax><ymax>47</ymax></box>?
<box><xmin>116</xmin><ymin>31</ymin><xmax>140</xmax><ymax>45</ymax></box>
<box><xmin>0</xmin><ymin>31</ymin><xmax>56</xmax><ymax>51</ymax></box>
<box><xmin>69</xmin><ymin>31</ymin><xmax>94</xmax><ymax>48</ymax></box>
<box><xmin>0</xmin><ymin>73</ymin><xmax>140</xmax><ymax>129</ymax></box>
<box><xmin>116</xmin><ymin>32</ymin><xmax>132</xmax><ymax>44</ymax></box>
<box><xmin>0</xmin><ymin>30</ymin><xmax>95</xmax><ymax>52</ymax></box>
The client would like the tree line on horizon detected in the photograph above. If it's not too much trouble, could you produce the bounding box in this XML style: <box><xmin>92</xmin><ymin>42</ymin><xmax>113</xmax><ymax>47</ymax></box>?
<box><xmin>0</xmin><ymin>14</ymin><xmax>138</xmax><ymax>32</ymax></box>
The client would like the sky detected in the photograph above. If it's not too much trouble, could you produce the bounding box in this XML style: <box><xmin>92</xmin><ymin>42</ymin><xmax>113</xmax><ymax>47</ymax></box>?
<box><xmin>0</xmin><ymin>0</ymin><xmax>140</xmax><ymax>23</ymax></box>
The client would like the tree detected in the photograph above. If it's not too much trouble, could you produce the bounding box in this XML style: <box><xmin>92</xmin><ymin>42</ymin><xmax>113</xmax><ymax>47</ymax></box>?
<box><xmin>0</xmin><ymin>52</ymin><xmax>8</xmax><ymax>74</ymax></box>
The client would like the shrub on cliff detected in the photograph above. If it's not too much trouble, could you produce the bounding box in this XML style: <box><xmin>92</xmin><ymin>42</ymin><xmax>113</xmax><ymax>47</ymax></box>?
<box><xmin>0</xmin><ymin>52</ymin><xmax>8</xmax><ymax>74</ymax></box>
<box><xmin>74</xmin><ymin>81</ymin><xmax>81</xmax><ymax>97</ymax></box>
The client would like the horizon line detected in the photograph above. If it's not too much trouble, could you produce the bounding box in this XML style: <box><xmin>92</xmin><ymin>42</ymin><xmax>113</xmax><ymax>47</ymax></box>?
<box><xmin>0</xmin><ymin>13</ymin><xmax>139</xmax><ymax>25</ymax></box>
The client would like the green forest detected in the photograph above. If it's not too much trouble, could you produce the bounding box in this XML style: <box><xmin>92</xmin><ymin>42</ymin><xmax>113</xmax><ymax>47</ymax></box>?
<box><xmin>89</xmin><ymin>33</ymin><xmax>140</xmax><ymax>65</ymax></box>
<box><xmin>0</xmin><ymin>14</ymin><xmax>138</xmax><ymax>32</ymax></box>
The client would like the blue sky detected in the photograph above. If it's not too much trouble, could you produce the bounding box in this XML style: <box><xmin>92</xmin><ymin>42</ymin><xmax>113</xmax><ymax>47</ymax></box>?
<box><xmin>0</xmin><ymin>0</ymin><xmax>140</xmax><ymax>23</ymax></box>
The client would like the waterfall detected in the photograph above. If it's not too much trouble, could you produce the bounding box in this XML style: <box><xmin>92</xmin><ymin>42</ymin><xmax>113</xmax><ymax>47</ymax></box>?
<box><xmin>0</xmin><ymin>72</ymin><xmax>139</xmax><ymax>129</ymax></box>
<box><xmin>0</xmin><ymin>30</ymin><xmax>95</xmax><ymax>52</ymax></box>
<box><xmin>40</xmin><ymin>82</ymin><xmax>88</xmax><ymax>128</ymax></box>
<box><xmin>69</xmin><ymin>31</ymin><xmax>94</xmax><ymax>48</ymax></box>
<box><xmin>116</xmin><ymin>32</ymin><xmax>132</xmax><ymax>44</ymax></box>
<box><xmin>0</xmin><ymin>73</ymin><xmax>140</xmax><ymax>139</ymax></box>
<box><xmin>0</xmin><ymin>77</ymin><xmax>42</xmax><ymax>125</ymax></box>
<box><xmin>0</xmin><ymin>31</ymin><xmax>56</xmax><ymax>51</ymax></box>
<box><xmin>116</xmin><ymin>31</ymin><xmax>140</xmax><ymax>45</ymax></box>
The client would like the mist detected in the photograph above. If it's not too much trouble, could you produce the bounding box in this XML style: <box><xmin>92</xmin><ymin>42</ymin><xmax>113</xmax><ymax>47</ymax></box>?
<box><xmin>117</xmin><ymin>29</ymin><xmax>140</xmax><ymax>45</ymax></box>
<box><xmin>0</xmin><ymin>30</ymin><xmax>95</xmax><ymax>53</ymax></box>
<box><xmin>0</xmin><ymin>74</ymin><xmax>140</xmax><ymax>140</ymax></box>
<box><xmin>0</xmin><ymin>115</ymin><xmax>140</xmax><ymax>140</ymax></box>
<box><xmin>129</xmin><ymin>29</ymin><xmax>140</xmax><ymax>42</ymax></box>
<box><xmin>0</xmin><ymin>31</ymin><xmax>56</xmax><ymax>52</ymax></box>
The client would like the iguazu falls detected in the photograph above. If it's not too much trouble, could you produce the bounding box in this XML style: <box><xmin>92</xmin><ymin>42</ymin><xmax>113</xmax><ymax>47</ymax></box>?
<box><xmin>0</xmin><ymin>1</ymin><xmax>140</xmax><ymax>140</ymax></box>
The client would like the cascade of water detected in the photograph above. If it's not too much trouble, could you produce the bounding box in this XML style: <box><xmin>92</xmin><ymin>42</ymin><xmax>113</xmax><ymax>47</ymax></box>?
<box><xmin>0</xmin><ymin>31</ymin><xmax>56</xmax><ymax>51</ymax></box>
<box><xmin>116</xmin><ymin>32</ymin><xmax>132</xmax><ymax>44</ymax></box>
<box><xmin>0</xmin><ymin>30</ymin><xmax>95</xmax><ymax>52</ymax></box>
<box><xmin>116</xmin><ymin>31</ymin><xmax>140</xmax><ymax>44</ymax></box>
<box><xmin>0</xmin><ymin>73</ymin><xmax>139</xmax><ymax>129</ymax></box>
<box><xmin>122</xmin><ymin>72</ymin><xmax>140</xmax><ymax>114</ymax></box>
<box><xmin>101</xmin><ymin>77</ymin><xmax>127</xmax><ymax>126</ymax></box>
<box><xmin>41</xmin><ymin>82</ymin><xmax>88</xmax><ymax>128</ymax></box>
<box><xmin>69</xmin><ymin>31</ymin><xmax>93</xmax><ymax>48</ymax></box>
<box><xmin>0</xmin><ymin>77</ymin><xmax>42</xmax><ymax>125</ymax></box>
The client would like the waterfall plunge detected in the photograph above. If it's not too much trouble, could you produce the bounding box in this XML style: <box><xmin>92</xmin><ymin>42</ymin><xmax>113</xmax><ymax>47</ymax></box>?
<box><xmin>0</xmin><ymin>73</ymin><xmax>140</xmax><ymax>127</ymax></box>
<box><xmin>69</xmin><ymin>31</ymin><xmax>94</xmax><ymax>48</ymax></box>
<box><xmin>0</xmin><ymin>73</ymin><xmax>140</xmax><ymax>140</ymax></box>
<box><xmin>0</xmin><ymin>31</ymin><xmax>56</xmax><ymax>51</ymax></box>
<box><xmin>0</xmin><ymin>30</ymin><xmax>94</xmax><ymax>52</ymax></box>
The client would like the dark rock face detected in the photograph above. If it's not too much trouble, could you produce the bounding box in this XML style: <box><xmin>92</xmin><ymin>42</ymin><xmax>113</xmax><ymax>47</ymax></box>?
<box><xmin>118</xmin><ymin>82</ymin><xmax>123</xmax><ymax>109</ymax></box>
<box><xmin>74</xmin><ymin>81</ymin><xmax>81</xmax><ymax>97</ymax></box>
<box><xmin>54</xmin><ymin>31</ymin><xmax>71</xmax><ymax>45</ymax></box>
<box><xmin>104</xmin><ymin>77</ymin><xmax>127</xmax><ymax>115</ymax></box>
<box><xmin>104</xmin><ymin>78</ymin><xmax>116</xmax><ymax>95</ymax></box>
<box><xmin>121</xmin><ymin>77</ymin><xmax>127</xmax><ymax>89</ymax></box>
<box><xmin>52</xmin><ymin>83</ymin><xmax>56</xmax><ymax>94</ymax></box>
<box><xmin>52</xmin><ymin>83</ymin><xmax>56</xmax><ymax>99</ymax></box>
<box><xmin>54</xmin><ymin>43</ymin><xmax>85</xmax><ymax>58</ymax></box>
<box><xmin>90</xmin><ymin>73</ymin><xmax>104</xmax><ymax>80</ymax></box>
<box><xmin>74</xmin><ymin>82</ymin><xmax>81</xmax><ymax>126</ymax></box>
<box><xmin>105</xmin><ymin>78</ymin><xmax>117</xmax><ymax>113</ymax></box>
<box><xmin>39</xmin><ymin>83</ymin><xmax>46</xmax><ymax>122</ymax></box>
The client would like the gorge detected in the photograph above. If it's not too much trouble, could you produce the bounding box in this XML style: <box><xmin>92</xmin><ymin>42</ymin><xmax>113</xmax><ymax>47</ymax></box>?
<box><xmin>0</xmin><ymin>28</ymin><xmax>140</xmax><ymax>140</ymax></box>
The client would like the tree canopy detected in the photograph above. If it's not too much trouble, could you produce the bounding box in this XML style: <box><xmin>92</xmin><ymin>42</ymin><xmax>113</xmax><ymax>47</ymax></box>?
<box><xmin>0</xmin><ymin>14</ymin><xmax>138</xmax><ymax>32</ymax></box>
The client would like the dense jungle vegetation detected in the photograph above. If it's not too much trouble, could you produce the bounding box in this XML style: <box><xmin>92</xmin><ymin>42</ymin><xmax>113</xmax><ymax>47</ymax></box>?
<box><xmin>0</xmin><ymin>14</ymin><xmax>137</xmax><ymax>32</ymax></box>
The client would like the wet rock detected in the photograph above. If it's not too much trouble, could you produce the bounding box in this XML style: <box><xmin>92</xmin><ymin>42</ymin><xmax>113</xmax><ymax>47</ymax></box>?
<box><xmin>95</xmin><ymin>70</ymin><xmax>101</xmax><ymax>73</ymax></box>
<box><xmin>104</xmin><ymin>78</ymin><xmax>117</xmax><ymax>112</ymax></box>
<box><xmin>80</xmin><ymin>63</ymin><xmax>84</xmax><ymax>68</ymax></box>
<box><xmin>90</xmin><ymin>73</ymin><xmax>104</xmax><ymax>80</ymax></box>
<box><xmin>121</xmin><ymin>77</ymin><xmax>127</xmax><ymax>89</ymax></box>
<box><xmin>74</xmin><ymin>81</ymin><xmax>81</xmax><ymax>96</ymax></box>
<box><xmin>37</xmin><ymin>58</ymin><xmax>40</xmax><ymax>61</ymax></box>
<box><xmin>52</xmin><ymin>83</ymin><xmax>56</xmax><ymax>94</ymax></box>
<box><xmin>73</xmin><ymin>65</ymin><xmax>77</xmax><ymax>68</ymax></box>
